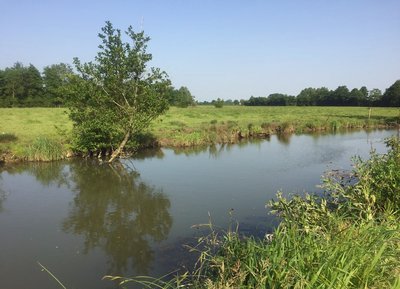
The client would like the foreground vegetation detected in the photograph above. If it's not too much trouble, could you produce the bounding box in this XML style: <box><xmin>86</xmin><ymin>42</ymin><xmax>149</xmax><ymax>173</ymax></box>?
<box><xmin>106</xmin><ymin>137</ymin><xmax>400</xmax><ymax>288</ymax></box>
<box><xmin>0</xmin><ymin>106</ymin><xmax>399</xmax><ymax>161</ymax></box>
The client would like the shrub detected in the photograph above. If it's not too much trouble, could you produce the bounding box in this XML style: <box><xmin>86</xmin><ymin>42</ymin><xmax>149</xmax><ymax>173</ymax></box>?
<box><xmin>213</xmin><ymin>98</ymin><xmax>224</xmax><ymax>108</ymax></box>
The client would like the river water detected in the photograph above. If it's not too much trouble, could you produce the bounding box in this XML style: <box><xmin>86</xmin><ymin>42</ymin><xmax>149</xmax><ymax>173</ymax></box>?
<box><xmin>0</xmin><ymin>129</ymin><xmax>396</xmax><ymax>289</ymax></box>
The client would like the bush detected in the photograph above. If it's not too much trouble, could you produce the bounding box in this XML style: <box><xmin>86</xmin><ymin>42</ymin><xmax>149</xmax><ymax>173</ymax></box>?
<box><xmin>213</xmin><ymin>98</ymin><xmax>224</xmax><ymax>108</ymax></box>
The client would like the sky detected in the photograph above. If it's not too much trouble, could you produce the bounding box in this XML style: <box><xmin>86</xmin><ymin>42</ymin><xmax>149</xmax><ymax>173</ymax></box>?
<box><xmin>0</xmin><ymin>0</ymin><xmax>399</xmax><ymax>101</ymax></box>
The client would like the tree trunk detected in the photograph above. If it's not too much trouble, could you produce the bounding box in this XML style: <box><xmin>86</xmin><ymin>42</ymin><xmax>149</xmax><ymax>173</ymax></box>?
<box><xmin>108</xmin><ymin>131</ymin><xmax>131</xmax><ymax>163</ymax></box>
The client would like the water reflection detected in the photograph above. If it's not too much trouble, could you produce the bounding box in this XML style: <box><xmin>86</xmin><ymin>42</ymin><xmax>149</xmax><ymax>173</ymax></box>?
<box><xmin>133</xmin><ymin>147</ymin><xmax>165</xmax><ymax>160</ymax></box>
<box><xmin>1</xmin><ymin>162</ymin><xmax>69</xmax><ymax>187</ymax></box>
<box><xmin>0</xmin><ymin>161</ymin><xmax>172</xmax><ymax>276</ymax></box>
<box><xmin>276</xmin><ymin>133</ymin><xmax>292</xmax><ymax>145</ymax></box>
<box><xmin>170</xmin><ymin>138</ymin><xmax>270</xmax><ymax>158</ymax></box>
<box><xmin>0</xmin><ymin>177</ymin><xmax>6</xmax><ymax>212</ymax></box>
<box><xmin>63</xmin><ymin>162</ymin><xmax>172</xmax><ymax>275</ymax></box>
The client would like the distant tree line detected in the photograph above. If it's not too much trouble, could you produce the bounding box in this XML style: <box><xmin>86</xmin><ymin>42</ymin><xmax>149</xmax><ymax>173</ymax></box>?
<box><xmin>0</xmin><ymin>62</ymin><xmax>73</xmax><ymax>107</ymax></box>
<box><xmin>0</xmin><ymin>62</ymin><xmax>195</xmax><ymax>108</ymax></box>
<box><xmin>242</xmin><ymin>81</ymin><xmax>400</xmax><ymax>107</ymax></box>
<box><xmin>165</xmin><ymin>86</ymin><xmax>196</xmax><ymax>107</ymax></box>
<box><xmin>199</xmin><ymin>80</ymin><xmax>400</xmax><ymax>107</ymax></box>
<box><xmin>1</xmin><ymin>61</ymin><xmax>398</xmax><ymax>108</ymax></box>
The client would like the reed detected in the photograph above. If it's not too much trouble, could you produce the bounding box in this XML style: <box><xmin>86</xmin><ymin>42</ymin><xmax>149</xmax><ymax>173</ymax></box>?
<box><xmin>24</xmin><ymin>136</ymin><xmax>64</xmax><ymax>161</ymax></box>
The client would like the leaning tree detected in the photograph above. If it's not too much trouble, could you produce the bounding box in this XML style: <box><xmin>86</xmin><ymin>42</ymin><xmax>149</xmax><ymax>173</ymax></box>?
<box><xmin>67</xmin><ymin>21</ymin><xmax>170</xmax><ymax>162</ymax></box>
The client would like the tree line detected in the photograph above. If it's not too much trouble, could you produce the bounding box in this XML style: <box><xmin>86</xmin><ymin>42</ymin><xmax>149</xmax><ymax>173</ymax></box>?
<box><xmin>1</xmin><ymin>61</ymin><xmax>398</xmax><ymax>108</ymax></box>
<box><xmin>0</xmin><ymin>62</ymin><xmax>195</xmax><ymax>108</ymax></box>
<box><xmin>242</xmin><ymin>81</ymin><xmax>400</xmax><ymax>107</ymax></box>
<box><xmin>0</xmin><ymin>62</ymin><xmax>72</xmax><ymax>107</ymax></box>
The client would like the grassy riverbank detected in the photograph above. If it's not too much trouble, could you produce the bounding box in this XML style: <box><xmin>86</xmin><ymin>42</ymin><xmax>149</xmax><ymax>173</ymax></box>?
<box><xmin>0</xmin><ymin>106</ymin><xmax>399</xmax><ymax>161</ymax></box>
<box><xmin>152</xmin><ymin>106</ymin><xmax>399</xmax><ymax>146</ymax></box>
<box><xmin>108</xmin><ymin>137</ymin><xmax>400</xmax><ymax>288</ymax></box>
<box><xmin>0</xmin><ymin>108</ymin><xmax>71</xmax><ymax>161</ymax></box>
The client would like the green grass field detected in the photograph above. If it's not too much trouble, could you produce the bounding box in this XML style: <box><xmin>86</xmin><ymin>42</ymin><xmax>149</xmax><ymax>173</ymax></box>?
<box><xmin>0</xmin><ymin>108</ymin><xmax>70</xmax><ymax>159</ymax></box>
<box><xmin>0</xmin><ymin>106</ymin><xmax>398</xmax><ymax>160</ymax></box>
<box><xmin>151</xmin><ymin>106</ymin><xmax>399</xmax><ymax>146</ymax></box>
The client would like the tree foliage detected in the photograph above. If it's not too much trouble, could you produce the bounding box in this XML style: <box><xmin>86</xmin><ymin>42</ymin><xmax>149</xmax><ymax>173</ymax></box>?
<box><xmin>166</xmin><ymin>86</ymin><xmax>195</xmax><ymax>107</ymax></box>
<box><xmin>382</xmin><ymin>80</ymin><xmax>400</xmax><ymax>107</ymax></box>
<box><xmin>0</xmin><ymin>62</ymin><xmax>73</xmax><ymax>107</ymax></box>
<box><xmin>66</xmin><ymin>21</ymin><xmax>170</xmax><ymax>162</ymax></box>
<box><xmin>240</xmin><ymin>82</ymin><xmax>399</xmax><ymax>107</ymax></box>
<box><xmin>0</xmin><ymin>62</ymin><xmax>44</xmax><ymax>106</ymax></box>
<box><xmin>213</xmin><ymin>98</ymin><xmax>224</xmax><ymax>108</ymax></box>
<box><xmin>43</xmin><ymin>63</ymin><xmax>73</xmax><ymax>106</ymax></box>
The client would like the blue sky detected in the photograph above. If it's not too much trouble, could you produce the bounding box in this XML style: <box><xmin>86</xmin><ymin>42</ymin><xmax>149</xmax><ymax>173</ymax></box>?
<box><xmin>1</xmin><ymin>0</ymin><xmax>399</xmax><ymax>101</ymax></box>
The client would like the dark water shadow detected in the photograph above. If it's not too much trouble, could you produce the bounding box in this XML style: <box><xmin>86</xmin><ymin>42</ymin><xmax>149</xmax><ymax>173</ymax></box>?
<box><xmin>63</xmin><ymin>161</ymin><xmax>173</xmax><ymax>275</ymax></box>
<box><xmin>0</xmin><ymin>160</ymin><xmax>173</xmax><ymax>276</ymax></box>
<box><xmin>170</xmin><ymin>138</ymin><xmax>271</xmax><ymax>159</ymax></box>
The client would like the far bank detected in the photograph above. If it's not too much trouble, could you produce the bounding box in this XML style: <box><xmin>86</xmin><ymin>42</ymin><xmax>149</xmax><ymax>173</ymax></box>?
<box><xmin>0</xmin><ymin>106</ymin><xmax>398</xmax><ymax>162</ymax></box>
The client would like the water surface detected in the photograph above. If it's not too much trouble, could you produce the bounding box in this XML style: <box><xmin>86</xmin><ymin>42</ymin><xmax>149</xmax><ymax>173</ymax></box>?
<box><xmin>0</xmin><ymin>129</ymin><xmax>395</xmax><ymax>289</ymax></box>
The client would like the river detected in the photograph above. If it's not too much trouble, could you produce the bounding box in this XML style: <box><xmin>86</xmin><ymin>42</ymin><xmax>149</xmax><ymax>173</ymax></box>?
<box><xmin>0</xmin><ymin>129</ymin><xmax>396</xmax><ymax>289</ymax></box>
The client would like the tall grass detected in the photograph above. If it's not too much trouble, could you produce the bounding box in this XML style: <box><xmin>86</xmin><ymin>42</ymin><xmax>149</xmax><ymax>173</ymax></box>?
<box><xmin>25</xmin><ymin>136</ymin><xmax>64</xmax><ymax>161</ymax></box>
<box><xmin>186</xmin><ymin>221</ymin><xmax>399</xmax><ymax>289</ymax></box>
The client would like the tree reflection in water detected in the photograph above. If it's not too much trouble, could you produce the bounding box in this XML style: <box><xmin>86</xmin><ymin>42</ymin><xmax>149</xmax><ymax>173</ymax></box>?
<box><xmin>62</xmin><ymin>161</ymin><xmax>172</xmax><ymax>275</ymax></box>
<box><xmin>0</xmin><ymin>160</ymin><xmax>172</xmax><ymax>275</ymax></box>
<box><xmin>0</xmin><ymin>177</ymin><xmax>6</xmax><ymax>213</ymax></box>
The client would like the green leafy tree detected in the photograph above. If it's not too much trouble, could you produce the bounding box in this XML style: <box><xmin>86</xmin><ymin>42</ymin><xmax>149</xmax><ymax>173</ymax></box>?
<box><xmin>331</xmin><ymin>86</ymin><xmax>350</xmax><ymax>106</ymax></box>
<box><xmin>360</xmin><ymin>86</ymin><xmax>369</xmax><ymax>104</ymax></box>
<box><xmin>0</xmin><ymin>62</ymin><xmax>44</xmax><ymax>106</ymax></box>
<box><xmin>67</xmin><ymin>21</ymin><xmax>170</xmax><ymax>162</ymax></box>
<box><xmin>315</xmin><ymin>87</ymin><xmax>330</xmax><ymax>106</ymax></box>
<box><xmin>213</xmin><ymin>98</ymin><xmax>224</xmax><ymax>108</ymax></box>
<box><xmin>24</xmin><ymin>64</ymin><xmax>44</xmax><ymax>106</ymax></box>
<box><xmin>2</xmin><ymin>62</ymin><xmax>25</xmax><ymax>106</ymax></box>
<box><xmin>368</xmin><ymin>88</ymin><xmax>382</xmax><ymax>106</ymax></box>
<box><xmin>382</xmin><ymin>80</ymin><xmax>400</xmax><ymax>107</ymax></box>
<box><xmin>297</xmin><ymin>88</ymin><xmax>317</xmax><ymax>106</ymax></box>
<box><xmin>167</xmin><ymin>86</ymin><xmax>195</xmax><ymax>107</ymax></box>
<box><xmin>43</xmin><ymin>63</ymin><xmax>73</xmax><ymax>106</ymax></box>
<box><xmin>348</xmin><ymin>88</ymin><xmax>363</xmax><ymax>106</ymax></box>
<box><xmin>0</xmin><ymin>69</ymin><xmax>6</xmax><ymax>106</ymax></box>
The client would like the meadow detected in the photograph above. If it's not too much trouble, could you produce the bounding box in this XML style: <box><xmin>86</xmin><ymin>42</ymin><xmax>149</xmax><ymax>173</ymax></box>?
<box><xmin>152</xmin><ymin>106</ymin><xmax>399</xmax><ymax>146</ymax></box>
<box><xmin>0</xmin><ymin>106</ymin><xmax>398</xmax><ymax>160</ymax></box>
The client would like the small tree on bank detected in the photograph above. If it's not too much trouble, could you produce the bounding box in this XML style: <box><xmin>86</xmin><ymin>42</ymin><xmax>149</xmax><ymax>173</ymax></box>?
<box><xmin>67</xmin><ymin>21</ymin><xmax>170</xmax><ymax>162</ymax></box>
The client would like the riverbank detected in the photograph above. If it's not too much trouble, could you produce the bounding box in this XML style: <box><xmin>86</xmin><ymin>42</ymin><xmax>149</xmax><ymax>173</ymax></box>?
<box><xmin>0</xmin><ymin>106</ymin><xmax>398</xmax><ymax>162</ymax></box>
